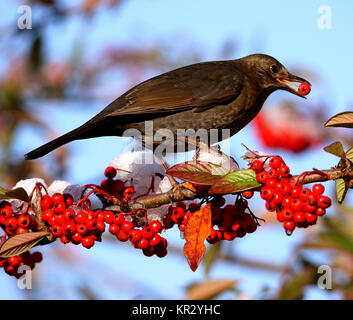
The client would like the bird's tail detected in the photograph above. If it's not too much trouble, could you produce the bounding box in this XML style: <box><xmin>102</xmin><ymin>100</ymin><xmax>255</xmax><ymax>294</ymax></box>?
<box><xmin>24</xmin><ymin>124</ymin><xmax>98</xmax><ymax>160</ymax></box>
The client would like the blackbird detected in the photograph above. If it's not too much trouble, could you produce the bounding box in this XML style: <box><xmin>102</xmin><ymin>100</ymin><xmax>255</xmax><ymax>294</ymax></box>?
<box><xmin>25</xmin><ymin>54</ymin><xmax>310</xmax><ymax>160</ymax></box>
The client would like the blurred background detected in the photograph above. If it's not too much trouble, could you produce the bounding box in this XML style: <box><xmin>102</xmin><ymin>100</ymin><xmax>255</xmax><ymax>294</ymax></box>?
<box><xmin>1</xmin><ymin>0</ymin><xmax>353</xmax><ymax>299</ymax></box>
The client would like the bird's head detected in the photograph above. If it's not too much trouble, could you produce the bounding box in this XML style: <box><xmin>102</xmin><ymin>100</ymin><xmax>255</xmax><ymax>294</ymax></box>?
<box><xmin>239</xmin><ymin>54</ymin><xmax>311</xmax><ymax>98</ymax></box>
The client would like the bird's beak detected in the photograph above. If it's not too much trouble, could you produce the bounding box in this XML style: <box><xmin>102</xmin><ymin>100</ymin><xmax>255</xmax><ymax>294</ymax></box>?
<box><xmin>277</xmin><ymin>74</ymin><xmax>311</xmax><ymax>99</ymax></box>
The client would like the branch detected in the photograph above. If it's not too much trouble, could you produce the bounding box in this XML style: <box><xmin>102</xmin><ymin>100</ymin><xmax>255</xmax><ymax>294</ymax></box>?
<box><xmin>122</xmin><ymin>167</ymin><xmax>351</xmax><ymax>210</ymax></box>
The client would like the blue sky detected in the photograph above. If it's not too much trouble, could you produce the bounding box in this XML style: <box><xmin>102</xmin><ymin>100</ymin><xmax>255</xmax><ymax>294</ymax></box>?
<box><xmin>1</xmin><ymin>0</ymin><xmax>352</xmax><ymax>299</ymax></box>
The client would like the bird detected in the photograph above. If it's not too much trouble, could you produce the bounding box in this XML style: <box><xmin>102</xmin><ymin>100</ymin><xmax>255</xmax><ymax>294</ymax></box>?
<box><xmin>25</xmin><ymin>54</ymin><xmax>310</xmax><ymax>160</ymax></box>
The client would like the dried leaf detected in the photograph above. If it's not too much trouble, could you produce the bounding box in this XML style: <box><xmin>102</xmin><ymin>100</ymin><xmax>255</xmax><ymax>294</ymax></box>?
<box><xmin>323</xmin><ymin>141</ymin><xmax>346</xmax><ymax>159</ymax></box>
<box><xmin>325</xmin><ymin>111</ymin><xmax>353</xmax><ymax>128</ymax></box>
<box><xmin>185</xmin><ymin>279</ymin><xmax>237</xmax><ymax>300</ymax></box>
<box><xmin>0</xmin><ymin>187</ymin><xmax>30</xmax><ymax>202</ymax></box>
<box><xmin>0</xmin><ymin>231</ymin><xmax>50</xmax><ymax>258</ymax></box>
<box><xmin>203</xmin><ymin>241</ymin><xmax>222</xmax><ymax>276</ymax></box>
<box><xmin>184</xmin><ymin>203</ymin><xmax>212</xmax><ymax>272</ymax></box>
<box><xmin>346</xmin><ymin>147</ymin><xmax>353</xmax><ymax>162</ymax></box>
<box><xmin>335</xmin><ymin>179</ymin><xmax>348</xmax><ymax>204</ymax></box>
<box><xmin>208</xmin><ymin>169</ymin><xmax>261</xmax><ymax>194</ymax></box>
<box><xmin>167</xmin><ymin>161</ymin><xmax>229</xmax><ymax>185</ymax></box>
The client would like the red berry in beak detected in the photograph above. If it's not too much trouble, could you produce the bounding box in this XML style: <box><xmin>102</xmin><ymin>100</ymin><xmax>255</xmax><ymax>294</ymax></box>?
<box><xmin>298</xmin><ymin>82</ymin><xmax>311</xmax><ymax>96</ymax></box>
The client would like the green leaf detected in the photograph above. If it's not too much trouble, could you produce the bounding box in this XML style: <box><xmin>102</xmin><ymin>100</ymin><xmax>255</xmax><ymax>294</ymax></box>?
<box><xmin>0</xmin><ymin>187</ymin><xmax>30</xmax><ymax>202</ymax></box>
<box><xmin>323</xmin><ymin>141</ymin><xmax>346</xmax><ymax>159</ymax></box>
<box><xmin>208</xmin><ymin>169</ymin><xmax>261</xmax><ymax>194</ymax></box>
<box><xmin>0</xmin><ymin>231</ymin><xmax>50</xmax><ymax>258</ymax></box>
<box><xmin>335</xmin><ymin>179</ymin><xmax>348</xmax><ymax>204</ymax></box>
<box><xmin>167</xmin><ymin>161</ymin><xmax>229</xmax><ymax>185</ymax></box>
<box><xmin>325</xmin><ymin>111</ymin><xmax>353</xmax><ymax>128</ymax></box>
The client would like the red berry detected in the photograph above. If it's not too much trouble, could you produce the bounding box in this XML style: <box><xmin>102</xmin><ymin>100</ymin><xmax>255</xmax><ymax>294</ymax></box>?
<box><xmin>260</xmin><ymin>187</ymin><xmax>274</xmax><ymax>201</ymax></box>
<box><xmin>77</xmin><ymin>224</ymin><xmax>88</xmax><ymax>236</ymax></box>
<box><xmin>51</xmin><ymin>193</ymin><xmax>64</xmax><ymax>204</ymax></box>
<box><xmin>282</xmin><ymin>208</ymin><xmax>293</xmax><ymax>221</ymax></box>
<box><xmin>282</xmin><ymin>196</ymin><xmax>293</xmax><ymax>208</ymax></box>
<box><xmin>53</xmin><ymin>201</ymin><xmax>67</xmax><ymax>215</ymax></box>
<box><xmin>137</xmin><ymin>238</ymin><xmax>149</xmax><ymax>249</ymax></box>
<box><xmin>32</xmin><ymin>252</ymin><xmax>43</xmax><ymax>263</ymax></box>
<box><xmin>298</xmin><ymin>82</ymin><xmax>311</xmax><ymax>96</ymax></box>
<box><xmin>121</xmin><ymin>221</ymin><xmax>134</xmax><ymax>233</ymax></box>
<box><xmin>55</xmin><ymin>214</ymin><xmax>66</xmax><ymax>225</ymax></box>
<box><xmin>129</xmin><ymin>229</ymin><xmax>142</xmax><ymax>243</ymax></box>
<box><xmin>103</xmin><ymin>211</ymin><xmax>115</xmax><ymax>224</ymax></box>
<box><xmin>16</xmin><ymin>227</ymin><xmax>29</xmax><ymax>234</ymax></box>
<box><xmin>143</xmin><ymin>246</ymin><xmax>155</xmax><ymax>257</ymax></box>
<box><xmin>291</xmin><ymin>198</ymin><xmax>303</xmax><ymax>212</ymax></box>
<box><xmin>63</xmin><ymin>221</ymin><xmax>76</xmax><ymax>235</ymax></box>
<box><xmin>272</xmin><ymin>191</ymin><xmax>283</xmax><ymax>204</ymax></box>
<box><xmin>60</xmin><ymin>235</ymin><xmax>70</xmax><ymax>244</ymax></box>
<box><xmin>250</xmin><ymin>160</ymin><xmax>263</xmax><ymax>173</ymax></box>
<box><xmin>223</xmin><ymin>231</ymin><xmax>236</xmax><ymax>241</ymax></box>
<box><xmin>71</xmin><ymin>233</ymin><xmax>82</xmax><ymax>244</ymax></box>
<box><xmin>276</xmin><ymin>210</ymin><xmax>284</xmax><ymax>222</ymax></box>
<box><xmin>300</xmin><ymin>188</ymin><xmax>311</xmax><ymax>201</ymax></box>
<box><xmin>82</xmin><ymin>236</ymin><xmax>95</xmax><ymax>248</ymax></box>
<box><xmin>40</xmin><ymin>195</ymin><xmax>53</xmax><ymax>210</ymax></box>
<box><xmin>293</xmin><ymin>211</ymin><xmax>305</xmax><ymax>223</ymax></box>
<box><xmin>269</xmin><ymin>156</ymin><xmax>282</xmax><ymax>169</ymax></box>
<box><xmin>117</xmin><ymin>231</ymin><xmax>129</xmax><ymax>242</ymax></box>
<box><xmin>291</xmin><ymin>186</ymin><xmax>302</xmax><ymax>198</ymax></box>
<box><xmin>317</xmin><ymin>195</ymin><xmax>331</xmax><ymax>209</ymax></box>
<box><xmin>312</xmin><ymin>184</ymin><xmax>325</xmax><ymax>196</ymax></box>
<box><xmin>104</xmin><ymin>166</ymin><xmax>117</xmax><ymax>179</ymax></box>
<box><xmin>18</xmin><ymin>216</ymin><xmax>30</xmax><ymax>228</ymax></box>
<box><xmin>279</xmin><ymin>165</ymin><xmax>290</xmax><ymax>177</ymax></box>
<box><xmin>63</xmin><ymin>193</ymin><xmax>74</xmax><ymax>206</ymax></box>
<box><xmin>64</xmin><ymin>209</ymin><xmax>75</xmax><ymax>221</ymax></box>
<box><xmin>305</xmin><ymin>212</ymin><xmax>317</xmax><ymax>225</ymax></box>
<box><xmin>149</xmin><ymin>220</ymin><xmax>163</xmax><ymax>234</ymax></box>
<box><xmin>109</xmin><ymin>224</ymin><xmax>120</xmax><ymax>235</ymax></box>
<box><xmin>86</xmin><ymin>218</ymin><xmax>97</xmax><ymax>231</ymax></box>
<box><xmin>256</xmin><ymin>171</ymin><xmax>269</xmax><ymax>183</ymax></box>
<box><xmin>51</xmin><ymin>225</ymin><xmax>63</xmax><ymax>237</ymax></box>
<box><xmin>141</xmin><ymin>226</ymin><xmax>154</xmax><ymax>240</ymax></box>
<box><xmin>316</xmin><ymin>208</ymin><xmax>326</xmax><ymax>216</ymax></box>
<box><xmin>243</xmin><ymin>215</ymin><xmax>257</xmax><ymax>233</ymax></box>
<box><xmin>113</xmin><ymin>213</ymin><xmax>125</xmax><ymax>225</ymax></box>
<box><xmin>242</xmin><ymin>191</ymin><xmax>254</xmax><ymax>199</ymax></box>
<box><xmin>267</xmin><ymin>168</ymin><xmax>279</xmax><ymax>180</ymax></box>
<box><xmin>283</xmin><ymin>221</ymin><xmax>295</xmax><ymax>232</ymax></box>
<box><xmin>123</xmin><ymin>187</ymin><xmax>135</xmax><ymax>199</ymax></box>
<box><xmin>149</xmin><ymin>234</ymin><xmax>162</xmax><ymax>246</ymax></box>
<box><xmin>6</xmin><ymin>217</ymin><xmax>18</xmax><ymax>230</ymax></box>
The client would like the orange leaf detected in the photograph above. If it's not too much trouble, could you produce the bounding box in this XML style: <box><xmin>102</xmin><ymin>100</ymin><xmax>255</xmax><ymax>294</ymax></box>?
<box><xmin>184</xmin><ymin>203</ymin><xmax>212</xmax><ymax>272</ymax></box>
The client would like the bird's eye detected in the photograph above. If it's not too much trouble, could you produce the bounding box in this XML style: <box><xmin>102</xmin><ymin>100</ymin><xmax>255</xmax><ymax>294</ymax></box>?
<box><xmin>270</xmin><ymin>65</ymin><xmax>279</xmax><ymax>73</ymax></box>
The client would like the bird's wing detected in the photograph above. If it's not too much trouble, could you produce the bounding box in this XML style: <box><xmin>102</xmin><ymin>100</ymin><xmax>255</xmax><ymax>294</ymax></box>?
<box><xmin>107</xmin><ymin>61</ymin><xmax>244</xmax><ymax>117</ymax></box>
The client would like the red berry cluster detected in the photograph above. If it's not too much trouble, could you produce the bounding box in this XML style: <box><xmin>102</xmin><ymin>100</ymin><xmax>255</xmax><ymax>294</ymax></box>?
<box><xmin>100</xmin><ymin>166</ymin><xmax>135</xmax><ymax>200</ymax></box>
<box><xmin>207</xmin><ymin>197</ymin><xmax>258</xmax><ymax>243</ymax></box>
<box><xmin>0</xmin><ymin>251</ymin><xmax>42</xmax><ymax>278</ymax></box>
<box><xmin>0</xmin><ymin>200</ymin><xmax>36</xmax><ymax>235</ymax></box>
<box><xmin>41</xmin><ymin>193</ymin><xmax>102</xmax><ymax>248</ymax></box>
<box><xmin>162</xmin><ymin>201</ymin><xmax>201</xmax><ymax>232</ymax></box>
<box><xmin>162</xmin><ymin>197</ymin><xmax>258</xmax><ymax>244</ymax></box>
<box><xmin>107</xmin><ymin>213</ymin><xmax>168</xmax><ymax>258</ymax></box>
<box><xmin>250</xmin><ymin>156</ymin><xmax>331</xmax><ymax>235</ymax></box>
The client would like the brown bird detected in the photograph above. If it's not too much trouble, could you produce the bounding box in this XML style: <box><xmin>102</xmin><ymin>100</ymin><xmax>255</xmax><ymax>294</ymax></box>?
<box><xmin>25</xmin><ymin>54</ymin><xmax>310</xmax><ymax>160</ymax></box>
